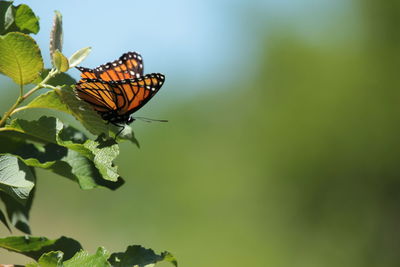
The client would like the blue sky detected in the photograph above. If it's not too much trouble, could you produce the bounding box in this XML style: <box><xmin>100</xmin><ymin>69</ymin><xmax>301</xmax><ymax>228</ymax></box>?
<box><xmin>8</xmin><ymin>0</ymin><xmax>346</xmax><ymax>96</ymax></box>
<box><xmin>15</xmin><ymin>0</ymin><xmax>255</xmax><ymax>92</ymax></box>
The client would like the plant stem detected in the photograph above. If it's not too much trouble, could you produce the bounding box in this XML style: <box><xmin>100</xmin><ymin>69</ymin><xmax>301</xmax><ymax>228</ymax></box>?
<box><xmin>0</xmin><ymin>69</ymin><xmax>59</xmax><ymax>127</ymax></box>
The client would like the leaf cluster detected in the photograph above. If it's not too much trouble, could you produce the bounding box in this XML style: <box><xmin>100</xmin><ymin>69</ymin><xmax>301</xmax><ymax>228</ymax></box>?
<box><xmin>0</xmin><ymin>236</ymin><xmax>177</xmax><ymax>267</ymax></box>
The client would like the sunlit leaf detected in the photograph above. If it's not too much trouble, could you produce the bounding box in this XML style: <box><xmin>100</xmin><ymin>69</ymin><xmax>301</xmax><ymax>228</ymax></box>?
<box><xmin>0</xmin><ymin>32</ymin><xmax>43</xmax><ymax>85</ymax></box>
<box><xmin>14</xmin><ymin>4</ymin><xmax>39</xmax><ymax>34</ymax></box>
<box><xmin>37</xmin><ymin>251</ymin><xmax>64</xmax><ymax>267</ymax></box>
<box><xmin>64</xmin><ymin>247</ymin><xmax>111</xmax><ymax>267</ymax></box>
<box><xmin>22</xmin><ymin>90</ymin><xmax>70</xmax><ymax>114</ymax></box>
<box><xmin>69</xmin><ymin>47</ymin><xmax>91</xmax><ymax>68</ymax></box>
<box><xmin>52</xmin><ymin>50</ymin><xmax>69</xmax><ymax>72</ymax></box>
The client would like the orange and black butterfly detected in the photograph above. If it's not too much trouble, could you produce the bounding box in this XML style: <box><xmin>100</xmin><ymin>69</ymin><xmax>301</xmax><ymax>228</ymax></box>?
<box><xmin>75</xmin><ymin>52</ymin><xmax>165</xmax><ymax>128</ymax></box>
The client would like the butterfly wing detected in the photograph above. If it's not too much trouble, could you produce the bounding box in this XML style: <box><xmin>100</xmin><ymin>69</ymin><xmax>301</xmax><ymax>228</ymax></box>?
<box><xmin>111</xmin><ymin>73</ymin><xmax>165</xmax><ymax>115</ymax></box>
<box><xmin>76</xmin><ymin>51</ymin><xmax>144</xmax><ymax>82</ymax></box>
<box><xmin>75</xmin><ymin>79</ymin><xmax>117</xmax><ymax>113</ymax></box>
<box><xmin>76</xmin><ymin>66</ymin><xmax>97</xmax><ymax>80</ymax></box>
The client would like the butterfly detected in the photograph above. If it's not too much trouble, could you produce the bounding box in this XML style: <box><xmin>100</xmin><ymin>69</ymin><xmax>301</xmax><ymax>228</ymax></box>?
<box><xmin>75</xmin><ymin>52</ymin><xmax>165</xmax><ymax>129</ymax></box>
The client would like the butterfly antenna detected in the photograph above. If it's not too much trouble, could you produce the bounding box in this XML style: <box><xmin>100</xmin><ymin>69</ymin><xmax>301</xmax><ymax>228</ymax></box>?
<box><xmin>134</xmin><ymin>116</ymin><xmax>168</xmax><ymax>123</ymax></box>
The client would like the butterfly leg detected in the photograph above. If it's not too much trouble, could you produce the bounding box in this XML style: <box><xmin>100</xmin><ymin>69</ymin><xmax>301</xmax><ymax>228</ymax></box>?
<box><xmin>113</xmin><ymin>123</ymin><xmax>126</xmax><ymax>140</ymax></box>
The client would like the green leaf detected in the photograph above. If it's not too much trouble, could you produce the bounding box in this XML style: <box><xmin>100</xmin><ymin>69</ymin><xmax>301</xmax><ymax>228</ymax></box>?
<box><xmin>0</xmin><ymin>236</ymin><xmax>82</xmax><ymax>261</ymax></box>
<box><xmin>0</xmin><ymin>131</ymin><xmax>122</xmax><ymax>191</ymax></box>
<box><xmin>14</xmin><ymin>4</ymin><xmax>40</xmax><ymax>34</ymax></box>
<box><xmin>53</xmin><ymin>50</ymin><xmax>69</xmax><ymax>72</ymax></box>
<box><xmin>0</xmin><ymin>154</ymin><xmax>35</xmax><ymax>203</ymax></box>
<box><xmin>50</xmin><ymin>11</ymin><xmax>63</xmax><ymax>56</ymax></box>
<box><xmin>0</xmin><ymin>32</ymin><xmax>43</xmax><ymax>85</ymax></box>
<box><xmin>69</xmin><ymin>47</ymin><xmax>91</xmax><ymax>68</ymax></box>
<box><xmin>108</xmin><ymin>245</ymin><xmax>178</xmax><ymax>267</ymax></box>
<box><xmin>3</xmin><ymin>116</ymin><xmax>122</xmax><ymax>186</ymax></box>
<box><xmin>22</xmin><ymin>90</ymin><xmax>70</xmax><ymax>114</ymax></box>
<box><xmin>37</xmin><ymin>251</ymin><xmax>64</xmax><ymax>267</ymax></box>
<box><xmin>6</xmin><ymin>115</ymin><xmax>61</xmax><ymax>143</ymax></box>
<box><xmin>64</xmin><ymin>247</ymin><xmax>111</xmax><ymax>267</ymax></box>
<box><xmin>58</xmin><ymin>128</ymin><xmax>120</xmax><ymax>182</ymax></box>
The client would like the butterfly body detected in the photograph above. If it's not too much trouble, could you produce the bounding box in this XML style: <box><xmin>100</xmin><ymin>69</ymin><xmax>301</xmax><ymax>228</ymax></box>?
<box><xmin>100</xmin><ymin>110</ymin><xmax>134</xmax><ymax>125</ymax></box>
<box><xmin>75</xmin><ymin>52</ymin><xmax>165</xmax><ymax>127</ymax></box>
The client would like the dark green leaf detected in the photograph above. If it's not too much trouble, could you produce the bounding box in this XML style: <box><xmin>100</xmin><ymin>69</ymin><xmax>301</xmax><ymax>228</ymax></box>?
<box><xmin>108</xmin><ymin>245</ymin><xmax>178</xmax><ymax>267</ymax></box>
<box><xmin>3</xmin><ymin>117</ymin><xmax>122</xmax><ymax>187</ymax></box>
<box><xmin>0</xmin><ymin>154</ymin><xmax>35</xmax><ymax>203</ymax></box>
<box><xmin>14</xmin><ymin>4</ymin><xmax>39</xmax><ymax>34</ymax></box>
<box><xmin>64</xmin><ymin>247</ymin><xmax>111</xmax><ymax>267</ymax></box>
<box><xmin>0</xmin><ymin>130</ymin><xmax>122</xmax><ymax>191</ymax></box>
<box><xmin>0</xmin><ymin>236</ymin><xmax>82</xmax><ymax>261</ymax></box>
<box><xmin>5</xmin><ymin>115</ymin><xmax>61</xmax><ymax>143</ymax></box>
<box><xmin>50</xmin><ymin>11</ymin><xmax>63</xmax><ymax>57</ymax></box>
<box><xmin>0</xmin><ymin>32</ymin><xmax>43</xmax><ymax>85</ymax></box>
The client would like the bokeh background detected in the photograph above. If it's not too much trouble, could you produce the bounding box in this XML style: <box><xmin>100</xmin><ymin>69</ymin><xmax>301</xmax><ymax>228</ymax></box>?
<box><xmin>1</xmin><ymin>0</ymin><xmax>400</xmax><ymax>266</ymax></box>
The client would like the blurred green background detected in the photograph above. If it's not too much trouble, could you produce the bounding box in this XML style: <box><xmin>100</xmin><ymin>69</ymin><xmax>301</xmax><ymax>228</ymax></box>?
<box><xmin>2</xmin><ymin>0</ymin><xmax>400</xmax><ymax>266</ymax></box>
